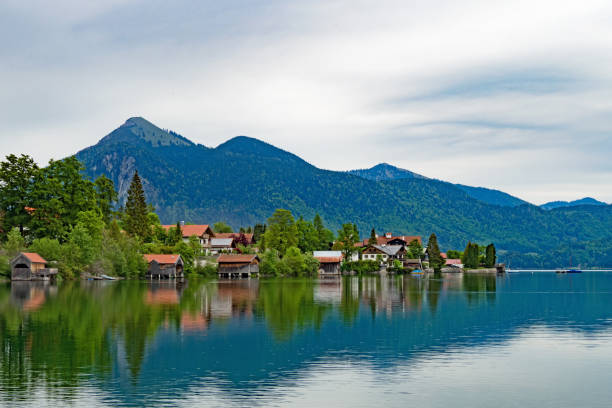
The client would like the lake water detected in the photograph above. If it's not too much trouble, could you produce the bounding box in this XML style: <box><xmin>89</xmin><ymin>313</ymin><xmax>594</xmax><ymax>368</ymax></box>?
<box><xmin>1</xmin><ymin>272</ymin><xmax>612</xmax><ymax>407</ymax></box>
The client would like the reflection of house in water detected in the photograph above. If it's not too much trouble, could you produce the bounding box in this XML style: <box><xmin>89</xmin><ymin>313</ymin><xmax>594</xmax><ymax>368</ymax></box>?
<box><xmin>210</xmin><ymin>281</ymin><xmax>259</xmax><ymax>319</ymax></box>
<box><xmin>146</xmin><ymin>281</ymin><xmax>185</xmax><ymax>305</ymax></box>
<box><xmin>10</xmin><ymin>282</ymin><xmax>56</xmax><ymax>311</ymax></box>
<box><xmin>314</xmin><ymin>278</ymin><xmax>343</xmax><ymax>304</ymax></box>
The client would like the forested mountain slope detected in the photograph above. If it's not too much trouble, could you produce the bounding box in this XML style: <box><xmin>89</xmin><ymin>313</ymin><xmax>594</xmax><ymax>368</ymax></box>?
<box><xmin>76</xmin><ymin>117</ymin><xmax>612</xmax><ymax>267</ymax></box>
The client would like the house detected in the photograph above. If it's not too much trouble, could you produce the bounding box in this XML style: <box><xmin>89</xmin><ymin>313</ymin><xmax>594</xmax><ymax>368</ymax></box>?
<box><xmin>162</xmin><ymin>224</ymin><xmax>215</xmax><ymax>252</ymax></box>
<box><xmin>10</xmin><ymin>252</ymin><xmax>58</xmax><ymax>281</ymax></box>
<box><xmin>144</xmin><ymin>254</ymin><xmax>184</xmax><ymax>279</ymax></box>
<box><xmin>210</xmin><ymin>238</ymin><xmax>236</xmax><ymax>254</ymax></box>
<box><xmin>445</xmin><ymin>258</ymin><xmax>463</xmax><ymax>268</ymax></box>
<box><xmin>403</xmin><ymin>258</ymin><xmax>423</xmax><ymax>269</ymax></box>
<box><xmin>217</xmin><ymin>254</ymin><xmax>260</xmax><ymax>278</ymax></box>
<box><xmin>362</xmin><ymin>245</ymin><xmax>406</xmax><ymax>263</ymax></box>
<box><xmin>313</xmin><ymin>251</ymin><xmax>343</xmax><ymax>275</ymax></box>
<box><xmin>215</xmin><ymin>233</ymin><xmax>256</xmax><ymax>247</ymax></box>
<box><xmin>354</xmin><ymin>233</ymin><xmax>422</xmax><ymax>248</ymax></box>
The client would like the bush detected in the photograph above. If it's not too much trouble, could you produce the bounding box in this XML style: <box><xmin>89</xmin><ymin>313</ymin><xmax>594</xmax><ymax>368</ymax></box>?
<box><xmin>341</xmin><ymin>260</ymin><xmax>380</xmax><ymax>274</ymax></box>
<box><xmin>194</xmin><ymin>263</ymin><xmax>217</xmax><ymax>277</ymax></box>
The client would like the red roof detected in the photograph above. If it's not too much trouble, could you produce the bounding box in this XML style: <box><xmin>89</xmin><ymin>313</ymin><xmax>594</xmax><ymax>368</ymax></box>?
<box><xmin>22</xmin><ymin>252</ymin><xmax>47</xmax><ymax>264</ymax></box>
<box><xmin>355</xmin><ymin>235</ymin><xmax>422</xmax><ymax>247</ymax></box>
<box><xmin>217</xmin><ymin>254</ymin><xmax>258</xmax><ymax>263</ymax></box>
<box><xmin>440</xmin><ymin>252</ymin><xmax>447</xmax><ymax>259</ymax></box>
<box><xmin>215</xmin><ymin>233</ymin><xmax>255</xmax><ymax>243</ymax></box>
<box><xmin>446</xmin><ymin>259</ymin><xmax>462</xmax><ymax>265</ymax></box>
<box><xmin>143</xmin><ymin>254</ymin><xmax>181</xmax><ymax>265</ymax></box>
<box><xmin>161</xmin><ymin>224</ymin><xmax>212</xmax><ymax>238</ymax></box>
<box><xmin>314</xmin><ymin>256</ymin><xmax>342</xmax><ymax>263</ymax></box>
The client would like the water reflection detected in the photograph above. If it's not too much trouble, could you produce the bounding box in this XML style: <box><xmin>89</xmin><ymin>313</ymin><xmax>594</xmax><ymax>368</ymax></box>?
<box><xmin>1</xmin><ymin>272</ymin><xmax>611</xmax><ymax>406</ymax></box>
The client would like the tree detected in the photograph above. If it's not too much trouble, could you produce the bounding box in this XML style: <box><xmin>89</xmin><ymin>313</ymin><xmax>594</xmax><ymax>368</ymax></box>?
<box><xmin>0</xmin><ymin>154</ymin><xmax>38</xmax><ymax>235</ymax></box>
<box><xmin>296</xmin><ymin>217</ymin><xmax>319</xmax><ymax>253</ymax></box>
<box><xmin>29</xmin><ymin>156</ymin><xmax>97</xmax><ymax>241</ymax></box>
<box><xmin>213</xmin><ymin>222</ymin><xmax>233</xmax><ymax>233</ymax></box>
<box><xmin>462</xmin><ymin>242</ymin><xmax>480</xmax><ymax>269</ymax></box>
<box><xmin>333</xmin><ymin>223</ymin><xmax>360</xmax><ymax>261</ymax></box>
<box><xmin>263</xmin><ymin>209</ymin><xmax>298</xmax><ymax>255</ymax></box>
<box><xmin>253</xmin><ymin>223</ymin><xmax>266</xmax><ymax>243</ymax></box>
<box><xmin>485</xmin><ymin>243</ymin><xmax>497</xmax><ymax>267</ymax></box>
<box><xmin>94</xmin><ymin>175</ymin><xmax>118</xmax><ymax>224</ymax></box>
<box><xmin>313</xmin><ymin>213</ymin><xmax>334</xmax><ymax>250</ymax></box>
<box><xmin>368</xmin><ymin>228</ymin><xmax>377</xmax><ymax>247</ymax></box>
<box><xmin>407</xmin><ymin>239</ymin><xmax>423</xmax><ymax>259</ymax></box>
<box><xmin>124</xmin><ymin>171</ymin><xmax>151</xmax><ymax>240</ymax></box>
<box><xmin>427</xmin><ymin>233</ymin><xmax>445</xmax><ymax>273</ymax></box>
<box><xmin>4</xmin><ymin>227</ymin><xmax>25</xmax><ymax>257</ymax></box>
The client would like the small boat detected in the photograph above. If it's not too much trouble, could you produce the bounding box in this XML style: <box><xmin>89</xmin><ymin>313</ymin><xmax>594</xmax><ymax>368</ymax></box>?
<box><xmin>100</xmin><ymin>274</ymin><xmax>118</xmax><ymax>280</ymax></box>
<box><xmin>556</xmin><ymin>268</ymin><xmax>582</xmax><ymax>274</ymax></box>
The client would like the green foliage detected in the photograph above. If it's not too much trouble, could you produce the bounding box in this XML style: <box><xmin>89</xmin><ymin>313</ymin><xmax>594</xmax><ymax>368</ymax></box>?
<box><xmin>341</xmin><ymin>260</ymin><xmax>380</xmax><ymax>274</ymax></box>
<box><xmin>446</xmin><ymin>249</ymin><xmax>462</xmax><ymax>259</ymax></box>
<box><xmin>264</xmin><ymin>209</ymin><xmax>298</xmax><ymax>255</ymax></box>
<box><xmin>0</xmin><ymin>154</ymin><xmax>38</xmax><ymax>236</ymax></box>
<box><xmin>29</xmin><ymin>156</ymin><xmax>98</xmax><ymax>241</ymax></box>
<box><xmin>213</xmin><ymin>221</ymin><xmax>233</xmax><ymax>233</ymax></box>
<box><xmin>313</xmin><ymin>214</ymin><xmax>334</xmax><ymax>250</ymax></box>
<box><xmin>94</xmin><ymin>175</ymin><xmax>118</xmax><ymax>224</ymax></box>
<box><xmin>4</xmin><ymin>228</ymin><xmax>25</xmax><ymax>258</ymax></box>
<box><xmin>259</xmin><ymin>248</ymin><xmax>318</xmax><ymax>277</ymax></box>
<box><xmin>427</xmin><ymin>233</ymin><xmax>444</xmax><ymax>273</ymax></box>
<box><xmin>193</xmin><ymin>263</ymin><xmax>217</xmax><ymax>277</ymax></box>
<box><xmin>253</xmin><ymin>223</ymin><xmax>266</xmax><ymax>243</ymax></box>
<box><xmin>333</xmin><ymin>223</ymin><xmax>360</xmax><ymax>260</ymax></box>
<box><xmin>29</xmin><ymin>237</ymin><xmax>63</xmax><ymax>262</ymax></box>
<box><xmin>485</xmin><ymin>243</ymin><xmax>496</xmax><ymax>267</ymax></box>
<box><xmin>462</xmin><ymin>242</ymin><xmax>480</xmax><ymax>269</ymax></box>
<box><xmin>296</xmin><ymin>217</ymin><xmax>319</xmax><ymax>253</ymax></box>
<box><xmin>407</xmin><ymin>239</ymin><xmax>424</xmax><ymax>259</ymax></box>
<box><xmin>368</xmin><ymin>228</ymin><xmax>377</xmax><ymax>246</ymax></box>
<box><xmin>124</xmin><ymin>171</ymin><xmax>151</xmax><ymax>240</ymax></box>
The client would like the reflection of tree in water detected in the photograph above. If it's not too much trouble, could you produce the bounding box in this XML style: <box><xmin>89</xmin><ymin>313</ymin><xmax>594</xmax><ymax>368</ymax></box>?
<box><xmin>0</xmin><ymin>280</ymin><xmax>192</xmax><ymax>397</ymax></box>
<box><xmin>426</xmin><ymin>277</ymin><xmax>444</xmax><ymax>314</ymax></box>
<box><xmin>339</xmin><ymin>276</ymin><xmax>361</xmax><ymax>324</ymax></box>
<box><xmin>255</xmin><ymin>280</ymin><xmax>330</xmax><ymax>341</ymax></box>
<box><xmin>463</xmin><ymin>274</ymin><xmax>497</xmax><ymax>305</ymax></box>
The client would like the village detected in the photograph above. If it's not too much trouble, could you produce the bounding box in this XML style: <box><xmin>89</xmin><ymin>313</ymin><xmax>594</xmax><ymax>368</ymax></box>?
<box><xmin>9</xmin><ymin>222</ymin><xmax>503</xmax><ymax>281</ymax></box>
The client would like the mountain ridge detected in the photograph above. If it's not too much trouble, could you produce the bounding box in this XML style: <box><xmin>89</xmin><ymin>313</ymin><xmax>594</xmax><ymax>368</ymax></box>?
<box><xmin>74</xmin><ymin>117</ymin><xmax>612</xmax><ymax>267</ymax></box>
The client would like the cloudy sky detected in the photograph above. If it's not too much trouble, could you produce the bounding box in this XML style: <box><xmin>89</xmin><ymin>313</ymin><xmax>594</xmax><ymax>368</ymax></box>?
<box><xmin>1</xmin><ymin>0</ymin><xmax>611</xmax><ymax>204</ymax></box>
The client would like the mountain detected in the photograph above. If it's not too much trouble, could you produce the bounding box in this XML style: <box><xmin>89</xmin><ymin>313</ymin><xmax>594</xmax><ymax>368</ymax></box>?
<box><xmin>454</xmin><ymin>184</ymin><xmax>528</xmax><ymax>207</ymax></box>
<box><xmin>349</xmin><ymin>163</ymin><xmax>528</xmax><ymax>207</ymax></box>
<box><xmin>347</xmin><ymin>163</ymin><xmax>427</xmax><ymax>181</ymax></box>
<box><xmin>76</xmin><ymin>117</ymin><xmax>612</xmax><ymax>268</ymax></box>
<box><xmin>541</xmin><ymin>197</ymin><xmax>608</xmax><ymax>210</ymax></box>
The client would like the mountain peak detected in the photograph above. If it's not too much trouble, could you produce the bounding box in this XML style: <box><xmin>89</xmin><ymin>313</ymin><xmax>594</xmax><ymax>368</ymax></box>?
<box><xmin>541</xmin><ymin>197</ymin><xmax>608</xmax><ymax>210</ymax></box>
<box><xmin>99</xmin><ymin>117</ymin><xmax>194</xmax><ymax>147</ymax></box>
<box><xmin>216</xmin><ymin>136</ymin><xmax>309</xmax><ymax>164</ymax></box>
<box><xmin>347</xmin><ymin>163</ymin><xmax>427</xmax><ymax>181</ymax></box>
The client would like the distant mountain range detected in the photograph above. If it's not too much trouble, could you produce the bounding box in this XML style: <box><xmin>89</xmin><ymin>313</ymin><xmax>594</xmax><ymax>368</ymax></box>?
<box><xmin>540</xmin><ymin>197</ymin><xmax>608</xmax><ymax>210</ymax></box>
<box><xmin>75</xmin><ymin>117</ymin><xmax>612</xmax><ymax>267</ymax></box>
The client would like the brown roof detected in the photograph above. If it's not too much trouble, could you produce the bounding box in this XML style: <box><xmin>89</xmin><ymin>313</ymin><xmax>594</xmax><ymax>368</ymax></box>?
<box><xmin>217</xmin><ymin>254</ymin><xmax>258</xmax><ymax>264</ymax></box>
<box><xmin>355</xmin><ymin>235</ymin><xmax>422</xmax><ymax>247</ymax></box>
<box><xmin>314</xmin><ymin>256</ymin><xmax>342</xmax><ymax>263</ymax></box>
<box><xmin>143</xmin><ymin>254</ymin><xmax>181</xmax><ymax>265</ymax></box>
<box><xmin>215</xmin><ymin>233</ymin><xmax>255</xmax><ymax>243</ymax></box>
<box><xmin>22</xmin><ymin>252</ymin><xmax>47</xmax><ymax>264</ymax></box>
<box><xmin>446</xmin><ymin>258</ymin><xmax>462</xmax><ymax>265</ymax></box>
<box><xmin>161</xmin><ymin>224</ymin><xmax>213</xmax><ymax>238</ymax></box>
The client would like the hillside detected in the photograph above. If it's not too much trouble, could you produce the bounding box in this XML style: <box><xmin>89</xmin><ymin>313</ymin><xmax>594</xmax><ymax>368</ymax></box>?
<box><xmin>541</xmin><ymin>197</ymin><xmax>608</xmax><ymax>210</ymax></box>
<box><xmin>76</xmin><ymin>117</ymin><xmax>612</xmax><ymax>268</ymax></box>
<box><xmin>350</xmin><ymin>163</ymin><xmax>528</xmax><ymax>207</ymax></box>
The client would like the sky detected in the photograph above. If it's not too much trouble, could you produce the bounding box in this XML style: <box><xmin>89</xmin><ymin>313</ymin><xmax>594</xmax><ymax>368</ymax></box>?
<box><xmin>1</xmin><ymin>0</ymin><xmax>611</xmax><ymax>204</ymax></box>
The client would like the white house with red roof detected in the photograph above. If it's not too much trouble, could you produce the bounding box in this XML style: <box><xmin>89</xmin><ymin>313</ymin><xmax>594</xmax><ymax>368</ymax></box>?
<box><xmin>162</xmin><ymin>223</ymin><xmax>215</xmax><ymax>252</ymax></box>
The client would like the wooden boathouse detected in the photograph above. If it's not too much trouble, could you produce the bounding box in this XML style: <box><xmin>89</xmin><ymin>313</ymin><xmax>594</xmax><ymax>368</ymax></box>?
<box><xmin>217</xmin><ymin>254</ymin><xmax>260</xmax><ymax>278</ymax></box>
<box><xmin>313</xmin><ymin>251</ymin><xmax>343</xmax><ymax>275</ymax></box>
<box><xmin>10</xmin><ymin>252</ymin><xmax>58</xmax><ymax>281</ymax></box>
<box><xmin>144</xmin><ymin>254</ymin><xmax>184</xmax><ymax>279</ymax></box>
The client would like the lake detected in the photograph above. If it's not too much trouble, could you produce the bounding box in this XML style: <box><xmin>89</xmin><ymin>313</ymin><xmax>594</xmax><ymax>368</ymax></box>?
<box><xmin>1</xmin><ymin>272</ymin><xmax>611</xmax><ymax>407</ymax></box>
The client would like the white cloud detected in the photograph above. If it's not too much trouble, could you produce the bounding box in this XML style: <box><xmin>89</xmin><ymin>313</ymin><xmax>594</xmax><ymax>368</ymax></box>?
<box><xmin>0</xmin><ymin>0</ymin><xmax>611</xmax><ymax>203</ymax></box>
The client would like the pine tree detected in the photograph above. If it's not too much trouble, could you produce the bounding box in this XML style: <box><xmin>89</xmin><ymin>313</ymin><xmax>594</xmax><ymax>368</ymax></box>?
<box><xmin>485</xmin><ymin>243</ymin><xmax>496</xmax><ymax>267</ymax></box>
<box><xmin>427</xmin><ymin>233</ymin><xmax>444</xmax><ymax>272</ymax></box>
<box><xmin>124</xmin><ymin>171</ymin><xmax>150</xmax><ymax>240</ymax></box>
<box><xmin>368</xmin><ymin>228</ymin><xmax>377</xmax><ymax>247</ymax></box>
